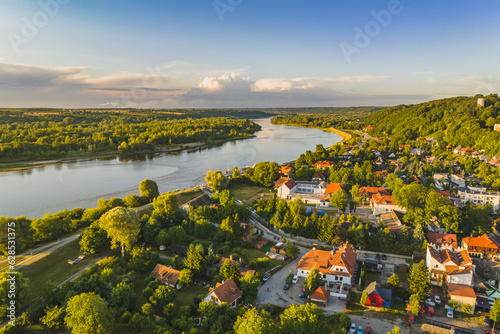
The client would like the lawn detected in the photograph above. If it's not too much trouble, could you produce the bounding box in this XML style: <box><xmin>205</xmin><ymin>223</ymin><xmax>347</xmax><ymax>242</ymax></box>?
<box><xmin>133</xmin><ymin>278</ymin><xmax>148</xmax><ymax>313</ymax></box>
<box><xmin>176</xmin><ymin>189</ymin><xmax>204</xmax><ymax>205</ymax></box>
<box><xmin>229</xmin><ymin>184</ymin><xmax>270</xmax><ymax>203</ymax></box>
<box><xmin>19</xmin><ymin>239</ymin><xmax>89</xmax><ymax>301</ymax></box>
<box><xmin>244</xmin><ymin>247</ymin><xmax>283</xmax><ymax>274</ymax></box>
<box><xmin>364</xmin><ymin>271</ymin><xmax>382</xmax><ymax>287</ymax></box>
<box><xmin>177</xmin><ymin>285</ymin><xmax>207</xmax><ymax>307</ymax></box>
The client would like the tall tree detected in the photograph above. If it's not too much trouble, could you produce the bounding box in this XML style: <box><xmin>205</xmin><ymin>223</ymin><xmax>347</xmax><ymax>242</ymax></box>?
<box><xmin>65</xmin><ymin>292</ymin><xmax>113</xmax><ymax>334</ymax></box>
<box><xmin>79</xmin><ymin>225</ymin><xmax>109</xmax><ymax>255</ymax></box>
<box><xmin>99</xmin><ymin>207</ymin><xmax>140</xmax><ymax>256</ymax></box>
<box><xmin>151</xmin><ymin>194</ymin><xmax>183</xmax><ymax>226</ymax></box>
<box><xmin>409</xmin><ymin>294</ymin><xmax>420</xmax><ymax>315</ymax></box>
<box><xmin>0</xmin><ymin>272</ymin><xmax>30</xmax><ymax>319</ymax></box>
<box><xmin>220</xmin><ymin>259</ymin><xmax>241</xmax><ymax>284</ymax></box>
<box><xmin>280</xmin><ymin>304</ymin><xmax>326</xmax><ymax>334</ymax></box>
<box><xmin>330</xmin><ymin>189</ymin><xmax>349</xmax><ymax>212</ymax></box>
<box><xmin>305</xmin><ymin>267</ymin><xmax>322</xmax><ymax>295</ymax></box>
<box><xmin>184</xmin><ymin>243</ymin><xmax>204</xmax><ymax>277</ymax></box>
<box><xmin>409</xmin><ymin>260</ymin><xmax>431</xmax><ymax>297</ymax></box>
<box><xmin>491</xmin><ymin>299</ymin><xmax>500</xmax><ymax>331</ymax></box>
<box><xmin>139</xmin><ymin>179</ymin><xmax>159</xmax><ymax>201</ymax></box>
<box><xmin>234</xmin><ymin>308</ymin><xmax>273</xmax><ymax>334</ymax></box>
<box><xmin>205</xmin><ymin>170</ymin><xmax>229</xmax><ymax>191</ymax></box>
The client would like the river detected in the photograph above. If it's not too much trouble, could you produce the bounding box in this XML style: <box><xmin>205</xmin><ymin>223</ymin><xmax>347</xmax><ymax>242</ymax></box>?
<box><xmin>0</xmin><ymin>119</ymin><xmax>341</xmax><ymax>218</ymax></box>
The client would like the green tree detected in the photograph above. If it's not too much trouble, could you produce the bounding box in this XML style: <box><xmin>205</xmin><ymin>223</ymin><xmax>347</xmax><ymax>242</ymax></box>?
<box><xmin>178</xmin><ymin>269</ymin><xmax>193</xmax><ymax>288</ymax></box>
<box><xmin>99</xmin><ymin>207</ymin><xmax>140</xmax><ymax>256</ymax></box>
<box><xmin>79</xmin><ymin>225</ymin><xmax>109</xmax><ymax>255</ymax></box>
<box><xmin>184</xmin><ymin>243</ymin><xmax>204</xmax><ymax>276</ymax></box>
<box><xmin>151</xmin><ymin>194</ymin><xmax>183</xmax><ymax>226</ymax></box>
<box><xmin>413</xmin><ymin>223</ymin><xmax>425</xmax><ymax>244</ymax></box>
<box><xmin>305</xmin><ymin>267</ymin><xmax>322</xmax><ymax>295</ymax></box>
<box><xmin>240</xmin><ymin>273</ymin><xmax>261</xmax><ymax>304</ymax></box>
<box><xmin>280</xmin><ymin>304</ymin><xmax>326</xmax><ymax>334</ymax></box>
<box><xmin>205</xmin><ymin>170</ymin><xmax>229</xmax><ymax>191</ymax></box>
<box><xmin>149</xmin><ymin>285</ymin><xmax>177</xmax><ymax>310</ymax></box>
<box><xmin>65</xmin><ymin>292</ymin><xmax>113</xmax><ymax>334</ymax></box>
<box><xmin>220</xmin><ymin>259</ymin><xmax>241</xmax><ymax>284</ymax></box>
<box><xmin>409</xmin><ymin>260</ymin><xmax>431</xmax><ymax>297</ymax></box>
<box><xmin>387</xmin><ymin>326</ymin><xmax>402</xmax><ymax>334</ymax></box>
<box><xmin>124</xmin><ymin>194</ymin><xmax>142</xmax><ymax>208</ymax></box>
<box><xmin>490</xmin><ymin>299</ymin><xmax>500</xmax><ymax>331</ymax></box>
<box><xmin>110</xmin><ymin>282</ymin><xmax>137</xmax><ymax>313</ymax></box>
<box><xmin>244</xmin><ymin>161</ymin><xmax>280</xmax><ymax>187</ymax></box>
<box><xmin>213</xmin><ymin>189</ymin><xmax>235</xmax><ymax>207</ymax></box>
<box><xmin>387</xmin><ymin>273</ymin><xmax>401</xmax><ymax>287</ymax></box>
<box><xmin>0</xmin><ymin>272</ymin><xmax>30</xmax><ymax>319</ymax></box>
<box><xmin>395</xmin><ymin>183</ymin><xmax>427</xmax><ymax>210</ymax></box>
<box><xmin>461</xmin><ymin>303</ymin><xmax>472</xmax><ymax>314</ymax></box>
<box><xmin>41</xmin><ymin>305</ymin><xmax>65</xmax><ymax>330</ymax></box>
<box><xmin>360</xmin><ymin>290</ymin><xmax>368</xmax><ymax>306</ymax></box>
<box><xmin>139</xmin><ymin>179</ymin><xmax>160</xmax><ymax>201</ymax></box>
<box><xmin>409</xmin><ymin>294</ymin><xmax>420</xmax><ymax>315</ymax></box>
<box><xmin>330</xmin><ymin>189</ymin><xmax>348</xmax><ymax>212</ymax></box>
<box><xmin>234</xmin><ymin>308</ymin><xmax>273</xmax><ymax>334</ymax></box>
<box><xmin>285</xmin><ymin>243</ymin><xmax>300</xmax><ymax>258</ymax></box>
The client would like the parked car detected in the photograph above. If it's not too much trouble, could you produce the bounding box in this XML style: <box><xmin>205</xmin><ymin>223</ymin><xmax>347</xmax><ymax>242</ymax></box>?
<box><xmin>381</xmin><ymin>254</ymin><xmax>387</xmax><ymax>260</ymax></box>
<box><xmin>283</xmin><ymin>284</ymin><xmax>289</xmax><ymax>290</ymax></box>
<box><xmin>262</xmin><ymin>273</ymin><xmax>271</xmax><ymax>281</ymax></box>
<box><xmin>291</xmin><ymin>275</ymin><xmax>298</xmax><ymax>284</ymax></box>
<box><xmin>447</xmin><ymin>308</ymin><xmax>454</xmax><ymax>318</ymax></box>
<box><xmin>408</xmin><ymin>316</ymin><xmax>415</xmax><ymax>324</ymax></box>
<box><xmin>357</xmin><ymin>325</ymin><xmax>363</xmax><ymax>334</ymax></box>
<box><xmin>375</xmin><ymin>254</ymin><xmax>381</xmax><ymax>260</ymax></box>
<box><xmin>366</xmin><ymin>327</ymin><xmax>372</xmax><ymax>334</ymax></box>
<box><xmin>434</xmin><ymin>295</ymin><xmax>441</xmax><ymax>304</ymax></box>
<box><xmin>485</xmin><ymin>330</ymin><xmax>496</xmax><ymax>334</ymax></box>
<box><xmin>350</xmin><ymin>323</ymin><xmax>356</xmax><ymax>334</ymax></box>
<box><xmin>299</xmin><ymin>291</ymin><xmax>306</xmax><ymax>298</ymax></box>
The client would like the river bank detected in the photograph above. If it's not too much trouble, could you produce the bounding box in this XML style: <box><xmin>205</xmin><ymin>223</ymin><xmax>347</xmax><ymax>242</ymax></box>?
<box><xmin>0</xmin><ymin>134</ymin><xmax>255</xmax><ymax>174</ymax></box>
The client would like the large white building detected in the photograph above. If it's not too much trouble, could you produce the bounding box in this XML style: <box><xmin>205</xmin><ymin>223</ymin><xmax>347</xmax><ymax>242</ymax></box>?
<box><xmin>274</xmin><ymin>177</ymin><xmax>343</xmax><ymax>207</ymax></box>
<box><xmin>426</xmin><ymin>244</ymin><xmax>474</xmax><ymax>286</ymax></box>
<box><xmin>457</xmin><ymin>187</ymin><xmax>500</xmax><ymax>210</ymax></box>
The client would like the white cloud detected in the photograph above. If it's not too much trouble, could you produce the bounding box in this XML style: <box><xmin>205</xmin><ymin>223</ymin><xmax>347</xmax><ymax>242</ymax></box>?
<box><xmin>197</xmin><ymin>72</ymin><xmax>252</xmax><ymax>92</ymax></box>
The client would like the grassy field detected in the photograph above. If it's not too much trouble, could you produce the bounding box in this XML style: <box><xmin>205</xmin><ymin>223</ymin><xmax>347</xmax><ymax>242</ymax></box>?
<box><xmin>244</xmin><ymin>247</ymin><xmax>284</xmax><ymax>274</ymax></box>
<box><xmin>177</xmin><ymin>285</ymin><xmax>207</xmax><ymax>307</ymax></box>
<box><xmin>19</xmin><ymin>239</ymin><xmax>88</xmax><ymax>301</ymax></box>
<box><xmin>230</xmin><ymin>184</ymin><xmax>270</xmax><ymax>203</ymax></box>
<box><xmin>176</xmin><ymin>189</ymin><xmax>204</xmax><ymax>205</ymax></box>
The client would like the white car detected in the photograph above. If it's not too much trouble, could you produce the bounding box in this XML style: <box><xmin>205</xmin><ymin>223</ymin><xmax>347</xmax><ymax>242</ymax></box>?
<box><xmin>434</xmin><ymin>295</ymin><xmax>441</xmax><ymax>304</ymax></box>
<box><xmin>291</xmin><ymin>275</ymin><xmax>298</xmax><ymax>284</ymax></box>
<box><xmin>350</xmin><ymin>323</ymin><xmax>356</xmax><ymax>333</ymax></box>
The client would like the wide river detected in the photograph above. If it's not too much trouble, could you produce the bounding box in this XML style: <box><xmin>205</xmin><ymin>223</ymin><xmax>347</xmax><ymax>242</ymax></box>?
<box><xmin>0</xmin><ymin>119</ymin><xmax>341</xmax><ymax>218</ymax></box>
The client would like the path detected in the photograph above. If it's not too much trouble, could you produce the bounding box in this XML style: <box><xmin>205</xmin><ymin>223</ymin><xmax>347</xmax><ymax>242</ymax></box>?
<box><xmin>58</xmin><ymin>250</ymin><xmax>114</xmax><ymax>287</ymax></box>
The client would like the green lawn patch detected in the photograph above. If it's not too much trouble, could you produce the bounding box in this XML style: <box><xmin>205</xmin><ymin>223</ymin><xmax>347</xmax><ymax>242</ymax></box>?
<box><xmin>133</xmin><ymin>278</ymin><xmax>148</xmax><ymax>313</ymax></box>
<box><xmin>346</xmin><ymin>302</ymin><xmax>365</xmax><ymax>315</ymax></box>
<box><xmin>175</xmin><ymin>189</ymin><xmax>203</xmax><ymax>205</ymax></box>
<box><xmin>177</xmin><ymin>285</ymin><xmax>207</xmax><ymax>307</ymax></box>
<box><xmin>244</xmin><ymin>248</ymin><xmax>283</xmax><ymax>274</ymax></box>
<box><xmin>19</xmin><ymin>239</ymin><xmax>88</xmax><ymax>301</ymax></box>
<box><xmin>363</xmin><ymin>271</ymin><xmax>382</xmax><ymax>288</ymax></box>
<box><xmin>229</xmin><ymin>184</ymin><xmax>270</xmax><ymax>203</ymax></box>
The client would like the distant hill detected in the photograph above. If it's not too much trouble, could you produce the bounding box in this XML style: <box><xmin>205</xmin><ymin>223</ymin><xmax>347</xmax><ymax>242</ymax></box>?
<box><xmin>364</xmin><ymin>94</ymin><xmax>500</xmax><ymax>156</ymax></box>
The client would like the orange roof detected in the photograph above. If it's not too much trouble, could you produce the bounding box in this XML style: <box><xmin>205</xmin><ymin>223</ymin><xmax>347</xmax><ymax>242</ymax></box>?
<box><xmin>448</xmin><ymin>283</ymin><xmax>476</xmax><ymax>299</ymax></box>
<box><xmin>462</xmin><ymin>234</ymin><xmax>500</xmax><ymax>250</ymax></box>
<box><xmin>310</xmin><ymin>286</ymin><xmax>330</xmax><ymax>302</ymax></box>
<box><xmin>371</xmin><ymin>194</ymin><xmax>396</xmax><ymax>205</ymax></box>
<box><xmin>280</xmin><ymin>166</ymin><xmax>293</xmax><ymax>174</ymax></box>
<box><xmin>375</xmin><ymin>170</ymin><xmax>389</xmax><ymax>176</ymax></box>
<box><xmin>151</xmin><ymin>264</ymin><xmax>181</xmax><ymax>286</ymax></box>
<box><xmin>324</xmin><ymin>183</ymin><xmax>343</xmax><ymax>195</ymax></box>
<box><xmin>427</xmin><ymin>232</ymin><xmax>457</xmax><ymax>248</ymax></box>
<box><xmin>296</xmin><ymin>243</ymin><xmax>357</xmax><ymax>277</ymax></box>
<box><xmin>360</xmin><ymin>187</ymin><xmax>389</xmax><ymax>200</ymax></box>
<box><xmin>312</xmin><ymin>161</ymin><xmax>334</xmax><ymax>168</ymax></box>
<box><xmin>274</xmin><ymin>177</ymin><xmax>290</xmax><ymax>189</ymax></box>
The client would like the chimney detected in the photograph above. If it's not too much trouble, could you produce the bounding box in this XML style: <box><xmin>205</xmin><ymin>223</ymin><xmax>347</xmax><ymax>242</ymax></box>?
<box><xmin>331</xmin><ymin>249</ymin><xmax>335</xmax><ymax>255</ymax></box>
<box><xmin>312</xmin><ymin>246</ymin><xmax>316</xmax><ymax>251</ymax></box>
<box><xmin>239</xmin><ymin>257</ymin><xmax>242</xmax><ymax>264</ymax></box>
<box><xmin>229</xmin><ymin>255</ymin><xmax>233</xmax><ymax>261</ymax></box>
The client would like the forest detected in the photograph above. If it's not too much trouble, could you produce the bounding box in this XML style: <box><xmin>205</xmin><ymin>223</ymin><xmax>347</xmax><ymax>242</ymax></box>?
<box><xmin>364</xmin><ymin>94</ymin><xmax>500</xmax><ymax>156</ymax></box>
<box><xmin>0</xmin><ymin>109</ymin><xmax>261</xmax><ymax>162</ymax></box>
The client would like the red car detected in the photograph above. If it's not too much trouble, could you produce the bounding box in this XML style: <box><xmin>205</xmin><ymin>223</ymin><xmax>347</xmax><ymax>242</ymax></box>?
<box><xmin>485</xmin><ymin>330</ymin><xmax>496</xmax><ymax>334</ymax></box>
<box><xmin>408</xmin><ymin>316</ymin><xmax>415</xmax><ymax>324</ymax></box>
<box><xmin>366</xmin><ymin>326</ymin><xmax>372</xmax><ymax>334</ymax></box>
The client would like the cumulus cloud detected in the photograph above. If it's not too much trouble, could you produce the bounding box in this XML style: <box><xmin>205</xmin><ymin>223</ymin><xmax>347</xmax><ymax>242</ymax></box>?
<box><xmin>197</xmin><ymin>72</ymin><xmax>252</xmax><ymax>92</ymax></box>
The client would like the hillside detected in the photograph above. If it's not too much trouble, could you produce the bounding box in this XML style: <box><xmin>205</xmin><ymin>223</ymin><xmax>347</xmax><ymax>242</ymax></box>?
<box><xmin>364</xmin><ymin>94</ymin><xmax>500</xmax><ymax>156</ymax></box>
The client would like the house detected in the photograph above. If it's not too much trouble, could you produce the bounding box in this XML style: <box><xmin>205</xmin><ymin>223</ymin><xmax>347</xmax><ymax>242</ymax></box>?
<box><xmin>167</xmin><ymin>245</ymin><xmax>188</xmax><ymax>256</ymax></box>
<box><xmin>280</xmin><ymin>165</ymin><xmax>295</xmax><ymax>176</ymax></box>
<box><xmin>388</xmin><ymin>153</ymin><xmax>397</xmax><ymax>159</ymax></box>
<box><xmin>411</xmin><ymin>148</ymin><xmax>423</xmax><ymax>156</ymax></box>
<box><xmin>364</xmin><ymin>281</ymin><xmax>392</xmax><ymax>307</ymax></box>
<box><xmin>375</xmin><ymin>170</ymin><xmax>389</xmax><ymax>177</ymax></box>
<box><xmin>311</xmin><ymin>172</ymin><xmax>325</xmax><ymax>182</ymax></box>
<box><xmin>450</xmin><ymin>174</ymin><xmax>466</xmax><ymax>188</ymax></box>
<box><xmin>444</xmin><ymin>160</ymin><xmax>462</xmax><ymax>173</ymax></box>
<box><xmin>339</xmin><ymin>153</ymin><xmax>354</xmax><ymax>160</ymax></box>
<box><xmin>181</xmin><ymin>193</ymin><xmax>210</xmax><ymax>211</ymax></box>
<box><xmin>312</xmin><ymin>161</ymin><xmax>335</xmax><ymax>169</ymax></box>
<box><xmin>494</xmin><ymin>124</ymin><xmax>500</xmax><ymax>132</ymax></box>
<box><xmin>462</xmin><ymin>235</ymin><xmax>500</xmax><ymax>260</ymax></box>
<box><xmin>359</xmin><ymin>187</ymin><xmax>390</xmax><ymax>203</ymax></box>
<box><xmin>151</xmin><ymin>264</ymin><xmax>181</xmax><ymax>289</ymax></box>
<box><xmin>296</xmin><ymin>243</ymin><xmax>357</xmax><ymax>286</ymax></box>
<box><xmin>370</xmin><ymin>193</ymin><xmax>406</xmax><ymax>216</ymax></box>
<box><xmin>275</xmin><ymin>177</ymin><xmax>331</xmax><ymax>206</ymax></box>
<box><xmin>203</xmin><ymin>278</ymin><xmax>242</xmax><ymax>308</ymax></box>
<box><xmin>426</xmin><ymin>245</ymin><xmax>473</xmax><ymax>286</ymax></box>
<box><xmin>433</xmin><ymin>174</ymin><xmax>450</xmax><ymax>191</ymax></box>
<box><xmin>324</xmin><ymin>183</ymin><xmax>343</xmax><ymax>195</ymax></box>
<box><xmin>274</xmin><ymin>177</ymin><xmax>296</xmax><ymax>198</ymax></box>
<box><xmin>448</xmin><ymin>283</ymin><xmax>476</xmax><ymax>314</ymax></box>
<box><xmin>457</xmin><ymin>187</ymin><xmax>500</xmax><ymax>211</ymax></box>
<box><xmin>378</xmin><ymin>210</ymin><xmax>409</xmax><ymax>236</ymax></box>
<box><xmin>310</xmin><ymin>286</ymin><xmax>330</xmax><ymax>306</ymax></box>
<box><xmin>270</xmin><ymin>242</ymin><xmax>287</xmax><ymax>256</ymax></box>
<box><xmin>426</xmin><ymin>156</ymin><xmax>439</xmax><ymax>164</ymax></box>
<box><xmin>213</xmin><ymin>255</ymin><xmax>256</xmax><ymax>277</ymax></box>
<box><xmin>427</xmin><ymin>232</ymin><xmax>458</xmax><ymax>249</ymax></box>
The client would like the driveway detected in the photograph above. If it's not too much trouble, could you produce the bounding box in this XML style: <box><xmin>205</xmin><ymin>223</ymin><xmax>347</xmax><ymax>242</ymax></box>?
<box><xmin>350</xmin><ymin>312</ymin><xmax>409</xmax><ymax>334</ymax></box>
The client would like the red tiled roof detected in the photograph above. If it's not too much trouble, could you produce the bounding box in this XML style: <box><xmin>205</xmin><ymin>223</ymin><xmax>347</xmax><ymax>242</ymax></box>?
<box><xmin>372</xmin><ymin>194</ymin><xmax>396</xmax><ymax>205</ymax></box>
<box><xmin>324</xmin><ymin>183</ymin><xmax>343</xmax><ymax>195</ymax></box>
<box><xmin>310</xmin><ymin>286</ymin><xmax>330</xmax><ymax>302</ymax></box>
<box><xmin>360</xmin><ymin>187</ymin><xmax>390</xmax><ymax>200</ymax></box>
<box><xmin>284</xmin><ymin>179</ymin><xmax>297</xmax><ymax>189</ymax></box>
<box><xmin>448</xmin><ymin>283</ymin><xmax>476</xmax><ymax>299</ymax></box>
<box><xmin>428</xmin><ymin>246</ymin><xmax>471</xmax><ymax>267</ymax></box>
<box><xmin>313</xmin><ymin>161</ymin><xmax>334</xmax><ymax>168</ymax></box>
<box><xmin>462</xmin><ymin>234</ymin><xmax>500</xmax><ymax>250</ymax></box>
<box><xmin>297</xmin><ymin>243</ymin><xmax>357</xmax><ymax>277</ymax></box>
<box><xmin>274</xmin><ymin>177</ymin><xmax>290</xmax><ymax>189</ymax></box>
<box><xmin>151</xmin><ymin>264</ymin><xmax>180</xmax><ymax>287</ymax></box>
<box><xmin>427</xmin><ymin>232</ymin><xmax>458</xmax><ymax>248</ymax></box>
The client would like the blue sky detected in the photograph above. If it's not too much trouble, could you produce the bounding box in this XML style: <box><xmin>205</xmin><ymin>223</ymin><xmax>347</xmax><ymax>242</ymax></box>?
<box><xmin>1</xmin><ymin>0</ymin><xmax>499</xmax><ymax>108</ymax></box>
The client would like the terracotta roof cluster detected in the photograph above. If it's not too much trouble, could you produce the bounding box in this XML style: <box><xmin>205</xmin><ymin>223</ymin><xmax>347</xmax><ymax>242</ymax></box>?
<box><xmin>208</xmin><ymin>278</ymin><xmax>242</xmax><ymax>305</ymax></box>
<box><xmin>427</xmin><ymin>246</ymin><xmax>472</xmax><ymax>272</ymax></box>
<box><xmin>310</xmin><ymin>286</ymin><xmax>330</xmax><ymax>302</ymax></box>
<box><xmin>324</xmin><ymin>183</ymin><xmax>343</xmax><ymax>195</ymax></box>
<box><xmin>360</xmin><ymin>187</ymin><xmax>390</xmax><ymax>200</ymax></box>
<box><xmin>151</xmin><ymin>264</ymin><xmax>181</xmax><ymax>287</ymax></box>
<box><xmin>448</xmin><ymin>283</ymin><xmax>476</xmax><ymax>299</ymax></box>
<box><xmin>312</xmin><ymin>161</ymin><xmax>335</xmax><ymax>168</ymax></box>
<box><xmin>296</xmin><ymin>243</ymin><xmax>357</xmax><ymax>277</ymax></box>
<box><xmin>280</xmin><ymin>166</ymin><xmax>294</xmax><ymax>174</ymax></box>
<box><xmin>427</xmin><ymin>232</ymin><xmax>458</xmax><ymax>249</ymax></box>
<box><xmin>371</xmin><ymin>193</ymin><xmax>396</xmax><ymax>205</ymax></box>
<box><xmin>462</xmin><ymin>234</ymin><xmax>500</xmax><ymax>250</ymax></box>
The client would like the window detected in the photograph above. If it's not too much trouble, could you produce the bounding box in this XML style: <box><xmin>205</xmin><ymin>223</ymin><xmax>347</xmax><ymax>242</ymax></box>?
<box><xmin>335</xmin><ymin>276</ymin><xmax>338</xmax><ymax>280</ymax></box>
<box><xmin>339</xmin><ymin>277</ymin><xmax>343</xmax><ymax>281</ymax></box>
